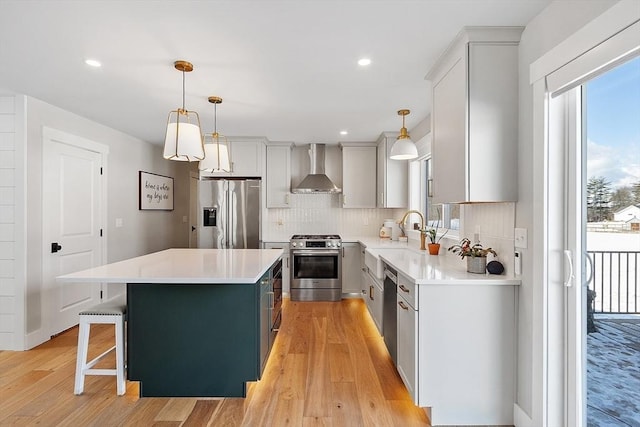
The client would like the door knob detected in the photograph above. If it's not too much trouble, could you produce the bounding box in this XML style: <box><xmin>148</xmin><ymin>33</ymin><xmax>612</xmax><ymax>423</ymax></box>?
<box><xmin>51</xmin><ymin>242</ymin><xmax>62</xmax><ymax>253</ymax></box>
<box><xmin>191</xmin><ymin>226</ymin><xmax>196</xmax><ymax>232</ymax></box>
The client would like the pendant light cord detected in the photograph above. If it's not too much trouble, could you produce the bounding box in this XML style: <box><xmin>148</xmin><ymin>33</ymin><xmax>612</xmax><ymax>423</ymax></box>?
<box><xmin>181</xmin><ymin>69</ymin><xmax>186</xmax><ymax>111</ymax></box>
<box><xmin>214</xmin><ymin>102</ymin><xmax>218</xmax><ymax>134</ymax></box>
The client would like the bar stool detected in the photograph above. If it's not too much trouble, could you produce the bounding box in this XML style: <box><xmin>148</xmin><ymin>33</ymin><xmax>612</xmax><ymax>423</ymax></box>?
<box><xmin>74</xmin><ymin>295</ymin><xmax>126</xmax><ymax>395</ymax></box>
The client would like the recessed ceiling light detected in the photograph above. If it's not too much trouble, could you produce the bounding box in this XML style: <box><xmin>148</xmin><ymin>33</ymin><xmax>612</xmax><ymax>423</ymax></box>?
<box><xmin>357</xmin><ymin>58</ymin><xmax>371</xmax><ymax>67</ymax></box>
<box><xmin>340</xmin><ymin>130</ymin><xmax>348</xmax><ymax>135</ymax></box>
<box><xmin>85</xmin><ymin>59</ymin><xmax>102</xmax><ymax>68</ymax></box>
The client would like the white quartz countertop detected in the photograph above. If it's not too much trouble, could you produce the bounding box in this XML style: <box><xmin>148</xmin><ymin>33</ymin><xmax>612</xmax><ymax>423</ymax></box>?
<box><xmin>57</xmin><ymin>248</ymin><xmax>284</xmax><ymax>284</ymax></box>
<box><xmin>376</xmin><ymin>248</ymin><xmax>520</xmax><ymax>285</ymax></box>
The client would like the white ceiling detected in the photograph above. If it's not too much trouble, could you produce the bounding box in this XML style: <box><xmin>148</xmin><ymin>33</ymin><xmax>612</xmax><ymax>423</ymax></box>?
<box><xmin>0</xmin><ymin>0</ymin><xmax>551</xmax><ymax>145</ymax></box>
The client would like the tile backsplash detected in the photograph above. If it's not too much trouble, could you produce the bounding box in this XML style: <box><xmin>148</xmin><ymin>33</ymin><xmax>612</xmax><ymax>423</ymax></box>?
<box><xmin>264</xmin><ymin>196</ymin><xmax>516</xmax><ymax>276</ymax></box>
<box><xmin>458</xmin><ymin>202</ymin><xmax>516</xmax><ymax>275</ymax></box>
<box><xmin>263</xmin><ymin>193</ymin><xmax>404</xmax><ymax>241</ymax></box>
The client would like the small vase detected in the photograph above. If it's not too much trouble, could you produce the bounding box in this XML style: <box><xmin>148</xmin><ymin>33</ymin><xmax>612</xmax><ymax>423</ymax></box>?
<box><xmin>427</xmin><ymin>243</ymin><xmax>440</xmax><ymax>255</ymax></box>
<box><xmin>466</xmin><ymin>256</ymin><xmax>487</xmax><ymax>274</ymax></box>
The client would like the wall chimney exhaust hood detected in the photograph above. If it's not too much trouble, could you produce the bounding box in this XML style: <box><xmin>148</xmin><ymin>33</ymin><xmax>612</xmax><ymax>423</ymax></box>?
<box><xmin>292</xmin><ymin>144</ymin><xmax>341</xmax><ymax>194</ymax></box>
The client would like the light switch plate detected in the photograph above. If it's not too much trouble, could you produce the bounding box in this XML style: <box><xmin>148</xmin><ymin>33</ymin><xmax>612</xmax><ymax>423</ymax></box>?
<box><xmin>115</xmin><ymin>218</ymin><xmax>123</xmax><ymax>228</ymax></box>
<box><xmin>515</xmin><ymin>227</ymin><xmax>527</xmax><ymax>248</ymax></box>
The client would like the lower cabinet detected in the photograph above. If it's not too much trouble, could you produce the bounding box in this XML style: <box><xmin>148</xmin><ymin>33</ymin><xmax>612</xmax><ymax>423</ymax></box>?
<box><xmin>375</xmin><ymin>270</ymin><xmax>516</xmax><ymax>425</ymax></box>
<box><xmin>262</xmin><ymin>242</ymin><xmax>290</xmax><ymax>295</ymax></box>
<box><xmin>258</xmin><ymin>271</ymin><xmax>272</xmax><ymax>375</ymax></box>
<box><xmin>396</xmin><ymin>290</ymin><xmax>417</xmax><ymax>401</ymax></box>
<box><xmin>363</xmin><ymin>268</ymin><xmax>384</xmax><ymax>334</ymax></box>
<box><xmin>341</xmin><ymin>242</ymin><xmax>362</xmax><ymax>296</ymax></box>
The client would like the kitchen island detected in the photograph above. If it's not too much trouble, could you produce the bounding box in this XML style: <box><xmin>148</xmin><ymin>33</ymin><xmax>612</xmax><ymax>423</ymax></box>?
<box><xmin>58</xmin><ymin>248</ymin><xmax>283</xmax><ymax>398</ymax></box>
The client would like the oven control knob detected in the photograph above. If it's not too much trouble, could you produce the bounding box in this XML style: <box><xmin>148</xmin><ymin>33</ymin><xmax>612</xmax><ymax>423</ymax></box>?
<box><xmin>336</xmin><ymin>242</ymin><xmax>341</xmax><ymax>247</ymax></box>
<box><xmin>327</xmin><ymin>242</ymin><xmax>333</xmax><ymax>247</ymax></box>
<box><xmin>292</xmin><ymin>242</ymin><xmax>297</xmax><ymax>247</ymax></box>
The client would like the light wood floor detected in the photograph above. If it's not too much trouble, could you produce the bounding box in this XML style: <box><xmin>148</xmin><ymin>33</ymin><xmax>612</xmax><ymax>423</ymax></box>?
<box><xmin>0</xmin><ymin>298</ymin><xmax>430</xmax><ymax>426</ymax></box>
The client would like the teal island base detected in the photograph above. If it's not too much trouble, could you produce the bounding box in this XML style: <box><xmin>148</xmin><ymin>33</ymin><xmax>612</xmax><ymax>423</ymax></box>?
<box><xmin>126</xmin><ymin>281</ymin><xmax>265</xmax><ymax>397</ymax></box>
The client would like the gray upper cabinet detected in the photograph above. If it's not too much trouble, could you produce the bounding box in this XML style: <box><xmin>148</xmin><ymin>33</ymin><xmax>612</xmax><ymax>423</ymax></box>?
<box><xmin>266</xmin><ymin>143</ymin><xmax>293</xmax><ymax>208</ymax></box>
<box><xmin>340</xmin><ymin>143</ymin><xmax>377</xmax><ymax>208</ymax></box>
<box><xmin>200</xmin><ymin>138</ymin><xmax>266</xmax><ymax>179</ymax></box>
<box><xmin>376</xmin><ymin>132</ymin><xmax>408</xmax><ymax>208</ymax></box>
<box><xmin>426</xmin><ymin>27</ymin><xmax>522</xmax><ymax>203</ymax></box>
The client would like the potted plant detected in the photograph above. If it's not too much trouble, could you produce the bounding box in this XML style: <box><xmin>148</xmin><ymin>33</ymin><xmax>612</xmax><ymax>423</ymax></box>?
<box><xmin>448</xmin><ymin>238</ymin><xmax>497</xmax><ymax>273</ymax></box>
<box><xmin>424</xmin><ymin>227</ymin><xmax>449</xmax><ymax>255</ymax></box>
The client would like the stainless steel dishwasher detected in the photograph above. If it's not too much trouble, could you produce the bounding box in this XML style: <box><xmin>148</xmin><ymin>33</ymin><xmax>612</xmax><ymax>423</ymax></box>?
<box><xmin>382</xmin><ymin>263</ymin><xmax>397</xmax><ymax>365</ymax></box>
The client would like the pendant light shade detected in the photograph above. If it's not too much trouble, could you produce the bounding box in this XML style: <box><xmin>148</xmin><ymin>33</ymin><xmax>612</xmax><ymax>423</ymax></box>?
<box><xmin>390</xmin><ymin>109</ymin><xmax>418</xmax><ymax>160</ymax></box>
<box><xmin>163</xmin><ymin>60</ymin><xmax>204</xmax><ymax>162</ymax></box>
<box><xmin>199</xmin><ymin>96</ymin><xmax>232</xmax><ymax>172</ymax></box>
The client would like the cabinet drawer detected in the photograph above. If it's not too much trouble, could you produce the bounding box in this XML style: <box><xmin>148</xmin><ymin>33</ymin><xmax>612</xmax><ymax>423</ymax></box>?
<box><xmin>397</xmin><ymin>272</ymin><xmax>417</xmax><ymax>309</ymax></box>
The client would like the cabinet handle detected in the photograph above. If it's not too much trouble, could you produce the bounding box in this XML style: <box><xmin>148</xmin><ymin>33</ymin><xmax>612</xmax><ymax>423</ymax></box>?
<box><xmin>369</xmin><ymin>285</ymin><xmax>374</xmax><ymax>300</ymax></box>
<box><xmin>267</xmin><ymin>291</ymin><xmax>275</xmax><ymax>309</ymax></box>
<box><xmin>398</xmin><ymin>301</ymin><xmax>409</xmax><ymax>310</ymax></box>
<box><xmin>399</xmin><ymin>284</ymin><xmax>410</xmax><ymax>293</ymax></box>
<box><xmin>286</xmin><ymin>257</ymin><xmax>289</xmax><ymax>268</ymax></box>
<box><xmin>343</xmin><ymin>194</ymin><xmax>347</xmax><ymax>206</ymax></box>
<box><xmin>428</xmin><ymin>179</ymin><xmax>433</xmax><ymax>197</ymax></box>
<box><xmin>285</xmin><ymin>193</ymin><xmax>290</xmax><ymax>205</ymax></box>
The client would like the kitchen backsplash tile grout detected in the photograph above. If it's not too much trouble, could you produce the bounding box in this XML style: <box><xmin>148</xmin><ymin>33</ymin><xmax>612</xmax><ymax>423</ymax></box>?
<box><xmin>264</xmin><ymin>193</ymin><xmax>404</xmax><ymax>241</ymax></box>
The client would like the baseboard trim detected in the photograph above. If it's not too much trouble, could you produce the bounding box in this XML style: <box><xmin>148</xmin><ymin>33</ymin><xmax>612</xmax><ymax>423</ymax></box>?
<box><xmin>25</xmin><ymin>329</ymin><xmax>48</xmax><ymax>350</ymax></box>
<box><xmin>514</xmin><ymin>403</ymin><xmax>533</xmax><ymax>427</ymax></box>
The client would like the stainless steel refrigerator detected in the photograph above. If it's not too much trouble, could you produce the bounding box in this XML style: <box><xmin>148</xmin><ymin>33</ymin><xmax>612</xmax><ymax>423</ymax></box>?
<box><xmin>197</xmin><ymin>178</ymin><xmax>261</xmax><ymax>249</ymax></box>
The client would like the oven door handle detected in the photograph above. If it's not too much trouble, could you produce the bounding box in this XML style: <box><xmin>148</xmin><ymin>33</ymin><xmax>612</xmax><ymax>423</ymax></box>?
<box><xmin>291</xmin><ymin>250</ymin><xmax>340</xmax><ymax>256</ymax></box>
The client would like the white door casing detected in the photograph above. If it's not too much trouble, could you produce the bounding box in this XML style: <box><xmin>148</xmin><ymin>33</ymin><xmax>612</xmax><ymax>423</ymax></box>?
<box><xmin>189</xmin><ymin>174</ymin><xmax>198</xmax><ymax>248</ymax></box>
<box><xmin>42</xmin><ymin>127</ymin><xmax>108</xmax><ymax>337</ymax></box>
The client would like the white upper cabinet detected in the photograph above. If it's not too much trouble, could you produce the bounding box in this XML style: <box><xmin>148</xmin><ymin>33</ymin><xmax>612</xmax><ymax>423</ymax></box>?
<box><xmin>340</xmin><ymin>143</ymin><xmax>376</xmax><ymax>208</ymax></box>
<box><xmin>199</xmin><ymin>138</ymin><xmax>265</xmax><ymax>178</ymax></box>
<box><xmin>426</xmin><ymin>27</ymin><xmax>522</xmax><ymax>203</ymax></box>
<box><xmin>376</xmin><ymin>132</ymin><xmax>408</xmax><ymax>208</ymax></box>
<box><xmin>266</xmin><ymin>143</ymin><xmax>293</xmax><ymax>208</ymax></box>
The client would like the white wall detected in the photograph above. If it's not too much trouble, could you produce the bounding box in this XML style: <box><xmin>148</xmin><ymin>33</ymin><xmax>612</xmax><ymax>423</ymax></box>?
<box><xmin>515</xmin><ymin>0</ymin><xmax>618</xmax><ymax>422</ymax></box>
<box><xmin>5</xmin><ymin>94</ymin><xmax>191</xmax><ymax>350</ymax></box>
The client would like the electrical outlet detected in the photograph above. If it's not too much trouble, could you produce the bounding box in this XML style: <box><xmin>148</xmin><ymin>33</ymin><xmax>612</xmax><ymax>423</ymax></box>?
<box><xmin>115</xmin><ymin>218</ymin><xmax>123</xmax><ymax>228</ymax></box>
<box><xmin>277</xmin><ymin>218</ymin><xmax>284</xmax><ymax>226</ymax></box>
<box><xmin>515</xmin><ymin>228</ymin><xmax>527</xmax><ymax>249</ymax></box>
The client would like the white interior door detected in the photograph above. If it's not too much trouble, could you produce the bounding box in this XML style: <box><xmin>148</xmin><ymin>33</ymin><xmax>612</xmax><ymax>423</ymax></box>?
<box><xmin>43</xmin><ymin>128</ymin><xmax>106</xmax><ymax>337</ymax></box>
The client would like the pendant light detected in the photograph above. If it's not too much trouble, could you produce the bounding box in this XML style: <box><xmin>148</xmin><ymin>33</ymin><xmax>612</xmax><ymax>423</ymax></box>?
<box><xmin>163</xmin><ymin>60</ymin><xmax>204</xmax><ymax>161</ymax></box>
<box><xmin>390</xmin><ymin>109</ymin><xmax>418</xmax><ymax>160</ymax></box>
<box><xmin>199</xmin><ymin>96</ymin><xmax>231</xmax><ymax>172</ymax></box>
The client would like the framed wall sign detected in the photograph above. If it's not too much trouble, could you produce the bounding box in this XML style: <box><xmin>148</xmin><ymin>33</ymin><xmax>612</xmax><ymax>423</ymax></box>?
<box><xmin>139</xmin><ymin>171</ymin><xmax>174</xmax><ymax>210</ymax></box>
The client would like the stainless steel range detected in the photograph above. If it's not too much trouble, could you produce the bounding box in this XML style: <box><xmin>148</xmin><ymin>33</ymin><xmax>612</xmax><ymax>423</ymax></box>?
<box><xmin>290</xmin><ymin>234</ymin><xmax>342</xmax><ymax>301</ymax></box>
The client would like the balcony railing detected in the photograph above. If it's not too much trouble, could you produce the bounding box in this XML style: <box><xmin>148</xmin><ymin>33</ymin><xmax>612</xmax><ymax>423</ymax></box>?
<box><xmin>588</xmin><ymin>251</ymin><xmax>639</xmax><ymax>314</ymax></box>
